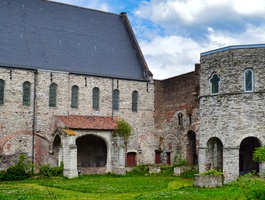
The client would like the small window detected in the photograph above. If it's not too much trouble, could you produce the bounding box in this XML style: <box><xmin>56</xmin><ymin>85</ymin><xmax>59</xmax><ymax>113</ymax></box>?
<box><xmin>178</xmin><ymin>113</ymin><xmax>183</xmax><ymax>125</ymax></box>
<box><xmin>23</xmin><ymin>81</ymin><xmax>31</xmax><ymax>107</ymax></box>
<box><xmin>92</xmin><ymin>87</ymin><xmax>99</xmax><ymax>110</ymax></box>
<box><xmin>71</xmin><ymin>85</ymin><xmax>79</xmax><ymax>108</ymax></box>
<box><xmin>49</xmin><ymin>83</ymin><xmax>57</xmax><ymax>107</ymax></box>
<box><xmin>132</xmin><ymin>91</ymin><xmax>138</xmax><ymax>112</ymax></box>
<box><xmin>210</xmin><ymin>73</ymin><xmax>221</xmax><ymax>94</ymax></box>
<box><xmin>244</xmin><ymin>69</ymin><xmax>254</xmax><ymax>92</ymax></box>
<box><xmin>0</xmin><ymin>79</ymin><xmax>4</xmax><ymax>105</ymax></box>
<box><xmin>112</xmin><ymin>89</ymin><xmax>119</xmax><ymax>111</ymax></box>
<box><xmin>188</xmin><ymin>114</ymin><xmax>192</xmax><ymax>124</ymax></box>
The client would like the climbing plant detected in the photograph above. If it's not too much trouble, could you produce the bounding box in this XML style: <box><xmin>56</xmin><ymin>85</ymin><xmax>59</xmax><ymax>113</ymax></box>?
<box><xmin>113</xmin><ymin>119</ymin><xmax>132</xmax><ymax>140</ymax></box>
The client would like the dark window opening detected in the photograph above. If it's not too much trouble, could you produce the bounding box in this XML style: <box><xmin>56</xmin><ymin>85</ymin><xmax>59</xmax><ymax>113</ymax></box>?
<box><xmin>49</xmin><ymin>83</ymin><xmax>57</xmax><ymax>107</ymax></box>
<box><xmin>178</xmin><ymin>113</ymin><xmax>183</xmax><ymax>125</ymax></box>
<box><xmin>113</xmin><ymin>89</ymin><xmax>119</xmax><ymax>111</ymax></box>
<box><xmin>23</xmin><ymin>81</ymin><xmax>31</xmax><ymax>107</ymax></box>
<box><xmin>132</xmin><ymin>91</ymin><xmax>138</xmax><ymax>112</ymax></box>
<box><xmin>0</xmin><ymin>79</ymin><xmax>4</xmax><ymax>105</ymax></box>
<box><xmin>71</xmin><ymin>85</ymin><xmax>79</xmax><ymax>108</ymax></box>
<box><xmin>210</xmin><ymin>73</ymin><xmax>221</xmax><ymax>94</ymax></box>
<box><xmin>92</xmin><ymin>87</ymin><xmax>100</xmax><ymax>110</ymax></box>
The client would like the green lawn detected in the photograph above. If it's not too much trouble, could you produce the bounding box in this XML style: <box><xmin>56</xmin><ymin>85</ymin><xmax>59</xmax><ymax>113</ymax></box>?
<box><xmin>0</xmin><ymin>174</ymin><xmax>255</xmax><ymax>200</ymax></box>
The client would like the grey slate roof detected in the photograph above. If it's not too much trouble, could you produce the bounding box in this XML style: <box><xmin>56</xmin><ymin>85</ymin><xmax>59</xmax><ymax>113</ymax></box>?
<box><xmin>0</xmin><ymin>0</ymin><xmax>152</xmax><ymax>81</ymax></box>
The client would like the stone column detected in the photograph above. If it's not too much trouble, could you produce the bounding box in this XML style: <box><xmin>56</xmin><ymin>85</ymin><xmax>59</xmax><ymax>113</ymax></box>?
<box><xmin>62</xmin><ymin>134</ymin><xmax>78</xmax><ymax>178</ymax></box>
<box><xmin>223</xmin><ymin>147</ymin><xmax>239</xmax><ymax>184</ymax></box>
<box><xmin>111</xmin><ymin>136</ymin><xmax>126</xmax><ymax>175</ymax></box>
<box><xmin>198</xmin><ymin>147</ymin><xmax>208</xmax><ymax>173</ymax></box>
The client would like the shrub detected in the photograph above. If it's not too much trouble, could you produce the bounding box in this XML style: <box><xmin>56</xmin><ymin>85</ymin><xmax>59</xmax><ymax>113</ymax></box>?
<box><xmin>172</xmin><ymin>150</ymin><xmax>187</xmax><ymax>167</ymax></box>
<box><xmin>39</xmin><ymin>162</ymin><xmax>63</xmax><ymax>177</ymax></box>
<box><xmin>253</xmin><ymin>147</ymin><xmax>265</xmax><ymax>163</ymax></box>
<box><xmin>200</xmin><ymin>169</ymin><xmax>222</xmax><ymax>175</ymax></box>
<box><xmin>180</xmin><ymin>169</ymin><xmax>199</xmax><ymax>179</ymax></box>
<box><xmin>2</xmin><ymin>154</ymin><xmax>32</xmax><ymax>181</ymax></box>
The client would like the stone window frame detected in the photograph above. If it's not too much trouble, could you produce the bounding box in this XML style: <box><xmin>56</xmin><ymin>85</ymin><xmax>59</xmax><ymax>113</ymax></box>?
<box><xmin>132</xmin><ymin>90</ymin><xmax>138</xmax><ymax>112</ymax></box>
<box><xmin>244</xmin><ymin>68</ymin><xmax>254</xmax><ymax>92</ymax></box>
<box><xmin>49</xmin><ymin>83</ymin><xmax>57</xmax><ymax>107</ymax></box>
<box><xmin>0</xmin><ymin>79</ymin><xmax>4</xmax><ymax>106</ymax></box>
<box><xmin>71</xmin><ymin>85</ymin><xmax>79</xmax><ymax>108</ymax></box>
<box><xmin>112</xmin><ymin>89</ymin><xmax>119</xmax><ymax>111</ymax></box>
<box><xmin>92</xmin><ymin>87</ymin><xmax>100</xmax><ymax>110</ymax></box>
<box><xmin>210</xmin><ymin>73</ymin><xmax>221</xmax><ymax>95</ymax></box>
<box><xmin>22</xmin><ymin>81</ymin><xmax>31</xmax><ymax>107</ymax></box>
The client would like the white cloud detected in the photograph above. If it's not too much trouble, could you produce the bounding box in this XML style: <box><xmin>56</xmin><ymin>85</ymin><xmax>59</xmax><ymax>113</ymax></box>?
<box><xmin>139</xmin><ymin>35</ymin><xmax>202</xmax><ymax>79</ymax></box>
<box><xmin>135</xmin><ymin>0</ymin><xmax>265</xmax><ymax>26</ymax></box>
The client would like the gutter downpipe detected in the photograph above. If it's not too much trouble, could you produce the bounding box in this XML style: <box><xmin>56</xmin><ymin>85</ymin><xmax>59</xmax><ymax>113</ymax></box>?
<box><xmin>112</xmin><ymin>78</ymin><xmax>114</xmax><ymax>118</ymax></box>
<box><xmin>32</xmin><ymin>69</ymin><xmax>37</xmax><ymax>176</ymax></box>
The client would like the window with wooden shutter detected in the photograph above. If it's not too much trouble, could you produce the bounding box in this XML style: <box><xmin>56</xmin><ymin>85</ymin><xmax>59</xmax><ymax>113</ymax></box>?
<box><xmin>71</xmin><ymin>85</ymin><xmax>79</xmax><ymax>108</ymax></box>
<box><xmin>23</xmin><ymin>81</ymin><xmax>31</xmax><ymax>107</ymax></box>
<box><xmin>0</xmin><ymin>79</ymin><xmax>4</xmax><ymax>105</ymax></box>
<box><xmin>92</xmin><ymin>87</ymin><xmax>99</xmax><ymax>110</ymax></box>
<box><xmin>132</xmin><ymin>91</ymin><xmax>138</xmax><ymax>112</ymax></box>
<box><xmin>112</xmin><ymin>89</ymin><xmax>119</xmax><ymax>111</ymax></box>
<box><xmin>49</xmin><ymin>83</ymin><xmax>57</xmax><ymax>107</ymax></box>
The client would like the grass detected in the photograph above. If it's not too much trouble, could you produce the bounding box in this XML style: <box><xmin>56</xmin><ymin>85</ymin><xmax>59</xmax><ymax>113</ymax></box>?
<box><xmin>0</xmin><ymin>170</ymin><xmax>263</xmax><ymax>200</ymax></box>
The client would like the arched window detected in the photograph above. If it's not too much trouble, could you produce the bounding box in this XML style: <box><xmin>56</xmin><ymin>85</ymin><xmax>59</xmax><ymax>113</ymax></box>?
<box><xmin>23</xmin><ymin>81</ymin><xmax>31</xmax><ymax>107</ymax></box>
<box><xmin>49</xmin><ymin>83</ymin><xmax>57</xmax><ymax>107</ymax></box>
<box><xmin>92</xmin><ymin>87</ymin><xmax>100</xmax><ymax>110</ymax></box>
<box><xmin>244</xmin><ymin>69</ymin><xmax>254</xmax><ymax>92</ymax></box>
<box><xmin>178</xmin><ymin>113</ymin><xmax>183</xmax><ymax>125</ymax></box>
<box><xmin>132</xmin><ymin>91</ymin><xmax>138</xmax><ymax>112</ymax></box>
<box><xmin>71</xmin><ymin>85</ymin><xmax>79</xmax><ymax>108</ymax></box>
<box><xmin>112</xmin><ymin>89</ymin><xmax>119</xmax><ymax>111</ymax></box>
<box><xmin>0</xmin><ymin>79</ymin><xmax>4</xmax><ymax>105</ymax></box>
<box><xmin>210</xmin><ymin>73</ymin><xmax>221</xmax><ymax>94</ymax></box>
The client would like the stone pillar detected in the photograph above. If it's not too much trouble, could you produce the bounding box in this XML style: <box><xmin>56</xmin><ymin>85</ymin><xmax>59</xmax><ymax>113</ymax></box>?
<box><xmin>259</xmin><ymin>162</ymin><xmax>265</xmax><ymax>177</ymax></box>
<box><xmin>62</xmin><ymin>134</ymin><xmax>78</xmax><ymax>178</ymax></box>
<box><xmin>111</xmin><ymin>136</ymin><xmax>126</xmax><ymax>175</ymax></box>
<box><xmin>198</xmin><ymin>147</ymin><xmax>208</xmax><ymax>173</ymax></box>
<box><xmin>223</xmin><ymin>147</ymin><xmax>239</xmax><ymax>184</ymax></box>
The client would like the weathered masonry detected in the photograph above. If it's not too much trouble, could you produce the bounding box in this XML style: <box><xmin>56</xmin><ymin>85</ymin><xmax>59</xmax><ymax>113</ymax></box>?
<box><xmin>0</xmin><ymin>0</ymin><xmax>155</xmax><ymax>177</ymax></box>
<box><xmin>198</xmin><ymin>44</ymin><xmax>265</xmax><ymax>183</ymax></box>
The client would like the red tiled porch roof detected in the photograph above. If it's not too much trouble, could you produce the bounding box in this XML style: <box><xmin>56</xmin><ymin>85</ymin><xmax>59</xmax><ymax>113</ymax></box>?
<box><xmin>55</xmin><ymin>115</ymin><xmax>117</xmax><ymax>130</ymax></box>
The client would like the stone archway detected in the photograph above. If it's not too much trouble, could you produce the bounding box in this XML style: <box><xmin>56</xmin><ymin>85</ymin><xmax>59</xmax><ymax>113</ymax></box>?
<box><xmin>50</xmin><ymin>134</ymin><xmax>61</xmax><ymax>167</ymax></box>
<box><xmin>239</xmin><ymin>137</ymin><xmax>260</xmax><ymax>174</ymax></box>
<box><xmin>76</xmin><ymin>135</ymin><xmax>107</xmax><ymax>174</ymax></box>
<box><xmin>187</xmin><ymin>131</ymin><xmax>197</xmax><ymax>165</ymax></box>
<box><xmin>206</xmin><ymin>137</ymin><xmax>223</xmax><ymax>170</ymax></box>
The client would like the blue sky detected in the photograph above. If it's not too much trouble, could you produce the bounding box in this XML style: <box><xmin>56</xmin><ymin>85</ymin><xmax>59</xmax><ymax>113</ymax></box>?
<box><xmin>51</xmin><ymin>0</ymin><xmax>265</xmax><ymax>79</ymax></box>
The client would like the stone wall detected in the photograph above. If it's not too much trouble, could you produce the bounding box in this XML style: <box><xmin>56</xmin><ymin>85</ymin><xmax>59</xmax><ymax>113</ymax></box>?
<box><xmin>0</xmin><ymin>67</ymin><xmax>155</xmax><ymax>171</ymax></box>
<box><xmin>153</xmin><ymin>64</ymin><xmax>200</xmax><ymax>165</ymax></box>
<box><xmin>199</xmin><ymin>47</ymin><xmax>265</xmax><ymax>183</ymax></box>
<box><xmin>194</xmin><ymin>174</ymin><xmax>223</xmax><ymax>188</ymax></box>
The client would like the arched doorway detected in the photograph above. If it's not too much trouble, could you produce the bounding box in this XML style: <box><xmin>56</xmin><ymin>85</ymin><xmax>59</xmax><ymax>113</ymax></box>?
<box><xmin>50</xmin><ymin>134</ymin><xmax>61</xmax><ymax>167</ymax></box>
<box><xmin>207</xmin><ymin>137</ymin><xmax>223</xmax><ymax>170</ymax></box>
<box><xmin>187</xmin><ymin>131</ymin><xmax>197</xmax><ymax>165</ymax></box>
<box><xmin>239</xmin><ymin>137</ymin><xmax>260</xmax><ymax>174</ymax></box>
<box><xmin>76</xmin><ymin>135</ymin><xmax>107</xmax><ymax>168</ymax></box>
<box><xmin>127</xmin><ymin>152</ymin><xmax>136</xmax><ymax>166</ymax></box>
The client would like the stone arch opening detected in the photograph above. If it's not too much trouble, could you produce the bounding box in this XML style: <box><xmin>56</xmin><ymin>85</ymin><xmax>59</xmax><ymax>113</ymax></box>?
<box><xmin>206</xmin><ymin>137</ymin><xmax>223</xmax><ymax>171</ymax></box>
<box><xmin>126</xmin><ymin>152</ymin><xmax>136</xmax><ymax>166</ymax></box>
<box><xmin>50</xmin><ymin>134</ymin><xmax>61</xmax><ymax>167</ymax></box>
<box><xmin>76</xmin><ymin>135</ymin><xmax>107</xmax><ymax>168</ymax></box>
<box><xmin>239</xmin><ymin>137</ymin><xmax>260</xmax><ymax>174</ymax></box>
<box><xmin>187</xmin><ymin>131</ymin><xmax>197</xmax><ymax>165</ymax></box>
